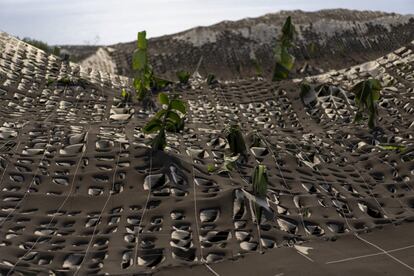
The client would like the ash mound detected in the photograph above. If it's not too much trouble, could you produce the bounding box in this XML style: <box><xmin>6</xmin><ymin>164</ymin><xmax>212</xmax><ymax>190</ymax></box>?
<box><xmin>0</xmin><ymin>24</ymin><xmax>414</xmax><ymax>276</ymax></box>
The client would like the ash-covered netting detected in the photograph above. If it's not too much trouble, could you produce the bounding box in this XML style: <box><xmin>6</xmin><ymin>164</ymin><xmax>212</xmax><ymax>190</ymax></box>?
<box><xmin>0</xmin><ymin>32</ymin><xmax>413</xmax><ymax>275</ymax></box>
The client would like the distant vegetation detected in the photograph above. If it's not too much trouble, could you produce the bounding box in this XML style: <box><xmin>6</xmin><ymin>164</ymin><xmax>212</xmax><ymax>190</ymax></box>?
<box><xmin>22</xmin><ymin>37</ymin><xmax>61</xmax><ymax>56</ymax></box>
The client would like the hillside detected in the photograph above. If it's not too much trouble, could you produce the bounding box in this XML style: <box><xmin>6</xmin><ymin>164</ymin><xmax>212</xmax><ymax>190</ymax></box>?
<box><xmin>61</xmin><ymin>9</ymin><xmax>414</xmax><ymax>80</ymax></box>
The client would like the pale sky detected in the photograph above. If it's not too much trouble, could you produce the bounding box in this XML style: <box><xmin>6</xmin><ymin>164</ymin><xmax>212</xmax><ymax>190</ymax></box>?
<box><xmin>0</xmin><ymin>0</ymin><xmax>413</xmax><ymax>45</ymax></box>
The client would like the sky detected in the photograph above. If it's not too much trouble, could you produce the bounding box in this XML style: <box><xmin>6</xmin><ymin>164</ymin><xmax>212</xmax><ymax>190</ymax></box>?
<box><xmin>0</xmin><ymin>0</ymin><xmax>413</xmax><ymax>45</ymax></box>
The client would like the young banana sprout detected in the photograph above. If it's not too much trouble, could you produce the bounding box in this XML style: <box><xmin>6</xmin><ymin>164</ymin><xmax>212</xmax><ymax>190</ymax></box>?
<box><xmin>253</xmin><ymin>59</ymin><xmax>263</xmax><ymax>78</ymax></box>
<box><xmin>142</xmin><ymin>93</ymin><xmax>187</xmax><ymax>151</ymax></box>
<box><xmin>206</xmin><ymin>74</ymin><xmax>218</xmax><ymax>85</ymax></box>
<box><xmin>224</xmin><ymin>124</ymin><xmax>247</xmax><ymax>157</ymax></box>
<box><xmin>209</xmin><ymin>125</ymin><xmax>248</xmax><ymax>174</ymax></box>
<box><xmin>299</xmin><ymin>82</ymin><xmax>317</xmax><ymax>106</ymax></box>
<box><xmin>176</xmin><ymin>71</ymin><xmax>190</xmax><ymax>85</ymax></box>
<box><xmin>121</xmin><ymin>88</ymin><xmax>132</xmax><ymax>105</ymax></box>
<box><xmin>252</xmin><ymin>164</ymin><xmax>269</xmax><ymax>224</ymax></box>
<box><xmin>133</xmin><ymin>31</ymin><xmax>153</xmax><ymax>104</ymax></box>
<box><xmin>352</xmin><ymin>79</ymin><xmax>382</xmax><ymax>129</ymax></box>
<box><xmin>132</xmin><ymin>31</ymin><xmax>173</xmax><ymax>110</ymax></box>
<box><xmin>273</xmin><ymin>16</ymin><xmax>296</xmax><ymax>81</ymax></box>
<box><xmin>377</xmin><ymin>144</ymin><xmax>406</xmax><ymax>152</ymax></box>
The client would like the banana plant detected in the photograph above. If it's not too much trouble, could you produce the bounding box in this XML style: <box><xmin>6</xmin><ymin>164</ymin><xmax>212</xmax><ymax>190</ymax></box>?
<box><xmin>121</xmin><ymin>88</ymin><xmax>132</xmax><ymax>105</ymax></box>
<box><xmin>299</xmin><ymin>81</ymin><xmax>316</xmax><ymax>106</ymax></box>
<box><xmin>133</xmin><ymin>31</ymin><xmax>152</xmax><ymax>103</ymax></box>
<box><xmin>206</xmin><ymin>74</ymin><xmax>218</xmax><ymax>85</ymax></box>
<box><xmin>253</xmin><ymin>59</ymin><xmax>263</xmax><ymax>78</ymax></box>
<box><xmin>352</xmin><ymin>79</ymin><xmax>382</xmax><ymax>129</ymax></box>
<box><xmin>273</xmin><ymin>16</ymin><xmax>296</xmax><ymax>81</ymax></box>
<box><xmin>377</xmin><ymin>144</ymin><xmax>406</xmax><ymax>151</ymax></box>
<box><xmin>252</xmin><ymin>164</ymin><xmax>268</xmax><ymax>224</ymax></box>
<box><xmin>208</xmin><ymin>125</ymin><xmax>248</xmax><ymax>174</ymax></box>
<box><xmin>176</xmin><ymin>71</ymin><xmax>190</xmax><ymax>85</ymax></box>
<box><xmin>217</xmin><ymin>155</ymin><xmax>239</xmax><ymax>174</ymax></box>
<box><xmin>142</xmin><ymin>93</ymin><xmax>187</xmax><ymax>151</ymax></box>
<box><xmin>151</xmin><ymin>76</ymin><xmax>172</xmax><ymax>91</ymax></box>
<box><xmin>224</xmin><ymin>124</ymin><xmax>247</xmax><ymax>157</ymax></box>
<box><xmin>133</xmin><ymin>31</ymin><xmax>173</xmax><ymax>109</ymax></box>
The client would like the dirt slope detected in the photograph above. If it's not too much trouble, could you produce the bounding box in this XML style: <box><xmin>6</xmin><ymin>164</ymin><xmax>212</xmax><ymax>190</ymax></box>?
<box><xmin>61</xmin><ymin>9</ymin><xmax>414</xmax><ymax>80</ymax></box>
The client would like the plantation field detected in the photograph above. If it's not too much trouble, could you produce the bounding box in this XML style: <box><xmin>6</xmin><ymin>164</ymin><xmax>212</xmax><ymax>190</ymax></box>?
<box><xmin>0</xmin><ymin>10</ymin><xmax>414</xmax><ymax>276</ymax></box>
